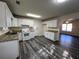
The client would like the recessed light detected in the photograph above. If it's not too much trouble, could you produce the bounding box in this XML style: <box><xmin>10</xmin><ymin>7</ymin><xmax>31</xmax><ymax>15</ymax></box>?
<box><xmin>56</xmin><ymin>0</ymin><xmax>67</xmax><ymax>3</ymax></box>
<box><xmin>26</xmin><ymin>13</ymin><xmax>42</xmax><ymax>18</ymax></box>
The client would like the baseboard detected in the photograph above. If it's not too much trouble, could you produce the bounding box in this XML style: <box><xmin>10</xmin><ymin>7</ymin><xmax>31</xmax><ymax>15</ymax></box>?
<box><xmin>60</xmin><ymin>33</ymin><xmax>79</xmax><ymax>38</ymax></box>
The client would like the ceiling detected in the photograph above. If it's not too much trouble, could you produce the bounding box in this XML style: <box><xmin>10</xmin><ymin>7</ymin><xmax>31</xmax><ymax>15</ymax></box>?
<box><xmin>3</xmin><ymin>0</ymin><xmax>79</xmax><ymax>20</ymax></box>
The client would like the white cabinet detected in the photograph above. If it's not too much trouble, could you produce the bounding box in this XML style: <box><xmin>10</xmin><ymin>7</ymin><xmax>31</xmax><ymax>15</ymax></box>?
<box><xmin>30</xmin><ymin>32</ymin><xmax>35</xmax><ymax>39</ymax></box>
<box><xmin>47</xmin><ymin>20</ymin><xmax>57</xmax><ymax>27</ymax></box>
<box><xmin>5</xmin><ymin>3</ymin><xmax>12</xmax><ymax>27</ymax></box>
<box><xmin>0</xmin><ymin>40</ymin><xmax>19</xmax><ymax>59</ymax></box>
<box><xmin>44</xmin><ymin>32</ymin><xmax>54</xmax><ymax>40</ymax></box>
<box><xmin>5</xmin><ymin>1</ymin><xmax>14</xmax><ymax>27</ymax></box>
<box><xmin>0</xmin><ymin>2</ymin><xmax>6</xmax><ymax>27</ymax></box>
<box><xmin>12</xmin><ymin>18</ymin><xmax>18</xmax><ymax>27</ymax></box>
<box><xmin>0</xmin><ymin>1</ymin><xmax>14</xmax><ymax>27</ymax></box>
<box><xmin>44</xmin><ymin>32</ymin><xmax>58</xmax><ymax>41</ymax></box>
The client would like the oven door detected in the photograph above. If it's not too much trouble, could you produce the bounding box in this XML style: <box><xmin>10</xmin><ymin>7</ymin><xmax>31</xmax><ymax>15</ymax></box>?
<box><xmin>22</xmin><ymin>32</ymin><xmax>30</xmax><ymax>40</ymax></box>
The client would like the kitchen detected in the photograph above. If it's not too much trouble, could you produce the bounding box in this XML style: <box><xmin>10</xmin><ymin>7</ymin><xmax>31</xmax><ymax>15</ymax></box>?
<box><xmin>0</xmin><ymin>0</ymin><xmax>79</xmax><ymax>59</ymax></box>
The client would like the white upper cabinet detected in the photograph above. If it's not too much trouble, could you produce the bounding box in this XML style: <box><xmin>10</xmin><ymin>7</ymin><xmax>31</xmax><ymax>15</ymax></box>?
<box><xmin>43</xmin><ymin>20</ymin><xmax>57</xmax><ymax>27</ymax></box>
<box><xmin>0</xmin><ymin>2</ymin><xmax>6</xmax><ymax>27</ymax></box>
<box><xmin>12</xmin><ymin>18</ymin><xmax>18</xmax><ymax>26</ymax></box>
<box><xmin>0</xmin><ymin>1</ymin><xmax>14</xmax><ymax>27</ymax></box>
<box><xmin>47</xmin><ymin>20</ymin><xmax>57</xmax><ymax>27</ymax></box>
<box><xmin>5</xmin><ymin>3</ymin><xmax>12</xmax><ymax>27</ymax></box>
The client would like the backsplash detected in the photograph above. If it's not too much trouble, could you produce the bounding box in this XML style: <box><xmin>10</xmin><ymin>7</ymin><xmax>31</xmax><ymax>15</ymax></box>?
<box><xmin>0</xmin><ymin>27</ymin><xmax>8</xmax><ymax>31</ymax></box>
<box><xmin>0</xmin><ymin>27</ymin><xmax>9</xmax><ymax>35</ymax></box>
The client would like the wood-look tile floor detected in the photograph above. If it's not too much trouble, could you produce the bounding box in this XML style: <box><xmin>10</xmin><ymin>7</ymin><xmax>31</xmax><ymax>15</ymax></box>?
<box><xmin>60</xmin><ymin>34</ymin><xmax>79</xmax><ymax>59</ymax></box>
<box><xmin>20</xmin><ymin>34</ymin><xmax>79</xmax><ymax>59</ymax></box>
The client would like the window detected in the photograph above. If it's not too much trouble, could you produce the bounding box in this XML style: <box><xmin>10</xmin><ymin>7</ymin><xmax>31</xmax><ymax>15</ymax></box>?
<box><xmin>62</xmin><ymin>23</ymin><xmax>72</xmax><ymax>32</ymax></box>
<box><xmin>62</xmin><ymin>24</ymin><xmax>67</xmax><ymax>31</ymax></box>
<box><xmin>67</xmin><ymin>23</ymin><xmax>72</xmax><ymax>32</ymax></box>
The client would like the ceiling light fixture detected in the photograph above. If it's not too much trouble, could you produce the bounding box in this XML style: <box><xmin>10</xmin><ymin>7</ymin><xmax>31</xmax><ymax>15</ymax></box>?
<box><xmin>68</xmin><ymin>18</ymin><xmax>73</xmax><ymax>21</ymax></box>
<box><xmin>56</xmin><ymin>0</ymin><xmax>67</xmax><ymax>3</ymax></box>
<box><xmin>26</xmin><ymin>13</ymin><xmax>42</xmax><ymax>18</ymax></box>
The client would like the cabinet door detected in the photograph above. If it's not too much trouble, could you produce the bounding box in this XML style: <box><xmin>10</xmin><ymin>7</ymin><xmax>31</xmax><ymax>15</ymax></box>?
<box><xmin>0</xmin><ymin>41</ymin><xmax>19</xmax><ymax>59</ymax></box>
<box><xmin>0</xmin><ymin>2</ymin><xmax>6</xmax><ymax>27</ymax></box>
<box><xmin>5</xmin><ymin>3</ymin><xmax>12</xmax><ymax>27</ymax></box>
<box><xmin>12</xmin><ymin>18</ymin><xmax>18</xmax><ymax>26</ymax></box>
<box><xmin>0</xmin><ymin>2</ymin><xmax>2</xmax><ymax>27</ymax></box>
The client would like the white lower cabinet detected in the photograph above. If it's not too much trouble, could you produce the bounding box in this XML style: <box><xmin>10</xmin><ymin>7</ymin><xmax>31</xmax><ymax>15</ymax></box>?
<box><xmin>0</xmin><ymin>40</ymin><xmax>19</xmax><ymax>59</ymax></box>
<box><xmin>44</xmin><ymin>32</ymin><xmax>57</xmax><ymax>41</ymax></box>
<box><xmin>30</xmin><ymin>32</ymin><xmax>35</xmax><ymax>39</ymax></box>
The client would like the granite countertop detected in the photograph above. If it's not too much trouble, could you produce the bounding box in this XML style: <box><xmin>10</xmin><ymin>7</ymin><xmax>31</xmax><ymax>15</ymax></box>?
<box><xmin>0</xmin><ymin>33</ymin><xmax>18</xmax><ymax>42</ymax></box>
<box><xmin>47</xmin><ymin>30</ymin><xmax>58</xmax><ymax>33</ymax></box>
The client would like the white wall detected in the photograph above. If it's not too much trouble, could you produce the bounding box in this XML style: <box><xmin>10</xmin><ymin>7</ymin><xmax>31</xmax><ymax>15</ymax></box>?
<box><xmin>16</xmin><ymin>18</ymin><xmax>43</xmax><ymax>36</ymax></box>
<box><xmin>56</xmin><ymin>12</ymin><xmax>79</xmax><ymax>28</ymax></box>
